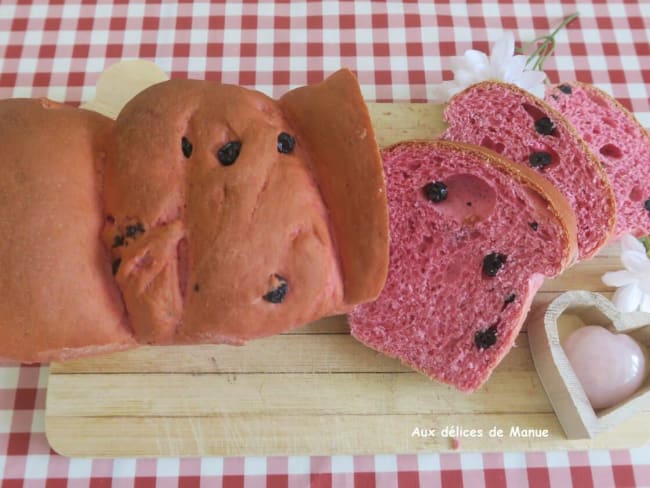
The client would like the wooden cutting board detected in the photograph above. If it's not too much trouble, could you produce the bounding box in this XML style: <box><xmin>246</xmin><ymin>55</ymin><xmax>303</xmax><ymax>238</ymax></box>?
<box><xmin>45</xmin><ymin>61</ymin><xmax>650</xmax><ymax>457</ymax></box>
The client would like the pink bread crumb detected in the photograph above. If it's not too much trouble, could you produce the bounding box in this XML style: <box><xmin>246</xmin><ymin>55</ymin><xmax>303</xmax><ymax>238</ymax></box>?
<box><xmin>546</xmin><ymin>82</ymin><xmax>650</xmax><ymax>238</ymax></box>
<box><xmin>349</xmin><ymin>140</ymin><xmax>572</xmax><ymax>392</ymax></box>
<box><xmin>442</xmin><ymin>81</ymin><xmax>615</xmax><ymax>259</ymax></box>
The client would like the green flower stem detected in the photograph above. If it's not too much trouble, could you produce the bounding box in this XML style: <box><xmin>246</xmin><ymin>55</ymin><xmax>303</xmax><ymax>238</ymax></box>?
<box><xmin>523</xmin><ymin>13</ymin><xmax>579</xmax><ymax>74</ymax></box>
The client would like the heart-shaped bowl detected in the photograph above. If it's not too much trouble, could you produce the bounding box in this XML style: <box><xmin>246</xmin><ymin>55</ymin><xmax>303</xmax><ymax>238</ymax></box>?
<box><xmin>528</xmin><ymin>290</ymin><xmax>650</xmax><ymax>439</ymax></box>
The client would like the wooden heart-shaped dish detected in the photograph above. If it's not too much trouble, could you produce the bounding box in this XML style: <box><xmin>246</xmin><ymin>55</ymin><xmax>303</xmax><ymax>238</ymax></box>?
<box><xmin>529</xmin><ymin>290</ymin><xmax>650</xmax><ymax>439</ymax></box>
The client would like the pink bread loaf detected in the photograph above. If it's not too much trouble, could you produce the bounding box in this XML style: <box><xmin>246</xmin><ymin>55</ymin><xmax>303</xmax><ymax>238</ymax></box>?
<box><xmin>103</xmin><ymin>69</ymin><xmax>389</xmax><ymax>345</ymax></box>
<box><xmin>0</xmin><ymin>99</ymin><xmax>135</xmax><ymax>363</ymax></box>
<box><xmin>442</xmin><ymin>81</ymin><xmax>616</xmax><ymax>260</ymax></box>
<box><xmin>0</xmin><ymin>70</ymin><xmax>388</xmax><ymax>363</ymax></box>
<box><xmin>349</xmin><ymin>140</ymin><xmax>577</xmax><ymax>392</ymax></box>
<box><xmin>545</xmin><ymin>82</ymin><xmax>650</xmax><ymax>238</ymax></box>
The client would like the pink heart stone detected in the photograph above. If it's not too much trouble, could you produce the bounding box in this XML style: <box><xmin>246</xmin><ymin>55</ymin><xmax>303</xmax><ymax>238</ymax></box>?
<box><xmin>563</xmin><ymin>325</ymin><xmax>647</xmax><ymax>410</ymax></box>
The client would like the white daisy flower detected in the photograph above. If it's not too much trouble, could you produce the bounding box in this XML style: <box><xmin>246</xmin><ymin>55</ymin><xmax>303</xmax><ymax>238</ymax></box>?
<box><xmin>602</xmin><ymin>234</ymin><xmax>650</xmax><ymax>313</ymax></box>
<box><xmin>430</xmin><ymin>32</ymin><xmax>547</xmax><ymax>103</ymax></box>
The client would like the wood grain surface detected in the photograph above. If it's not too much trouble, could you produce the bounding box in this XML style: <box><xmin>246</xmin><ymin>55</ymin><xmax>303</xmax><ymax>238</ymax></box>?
<box><xmin>45</xmin><ymin>61</ymin><xmax>648</xmax><ymax>457</ymax></box>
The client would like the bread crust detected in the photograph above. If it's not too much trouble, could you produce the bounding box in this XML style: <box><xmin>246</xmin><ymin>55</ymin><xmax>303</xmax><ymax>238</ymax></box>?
<box><xmin>351</xmin><ymin>139</ymin><xmax>577</xmax><ymax>391</ymax></box>
<box><xmin>0</xmin><ymin>99</ymin><xmax>136</xmax><ymax>362</ymax></box>
<box><xmin>446</xmin><ymin>80</ymin><xmax>617</xmax><ymax>259</ymax></box>
<box><xmin>279</xmin><ymin>69</ymin><xmax>389</xmax><ymax>306</ymax></box>
<box><xmin>104</xmin><ymin>70</ymin><xmax>388</xmax><ymax>344</ymax></box>
<box><xmin>382</xmin><ymin>139</ymin><xmax>579</xmax><ymax>269</ymax></box>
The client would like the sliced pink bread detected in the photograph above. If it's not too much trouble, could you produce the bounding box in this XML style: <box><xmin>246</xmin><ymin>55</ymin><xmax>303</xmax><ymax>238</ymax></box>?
<box><xmin>349</xmin><ymin>140</ymin><xmax>577</xmax><ymax>392</ymax></box>
<box><xmin>442</xmin><ymin>81</ymin><xmax>616</xmax><ymax>260</ymax></box>
<box><xmin>546</xmin><ymin>82</ymin><xmax>650</xmax><ymax>238</ymax></box>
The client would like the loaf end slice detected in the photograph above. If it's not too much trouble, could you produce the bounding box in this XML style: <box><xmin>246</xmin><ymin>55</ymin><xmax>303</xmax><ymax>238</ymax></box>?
<box><xmin>349</xmin><ymin>140</ymin><xmax>576</xmax><ymax>392</ymax></box>
<box><xmin>279</xmin><ymin>68</ymin><xmax>389</xmax><ymax>308</ymax></box>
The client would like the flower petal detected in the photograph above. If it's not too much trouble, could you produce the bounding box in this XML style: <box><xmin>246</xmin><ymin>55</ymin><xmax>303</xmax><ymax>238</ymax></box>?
<box><xmin>526</xmin><ymin>83</ymin><xmax>546</xmax><ymax>100</ymax></box>
<box><xmin>502</xmin><ymin>55</ymin><xmax>527</xmax><ymax>83</ymax></box>
<box><xmin>620</xmin><ymin>234</ymin><xmax>647</xmax><ymax>254</ymax></box>
<box><xmin>490</xmin><ymin>32</ymin><xmax>515</xmax><ymax>70</ymax></box>
<box><xmin>602</xmin><ymin>270</ymin><xmax>637</xmax><ymax>287</ymax></box>
<box><xmin>455</xmin><ymin>68</ymin><xmax>479</xmax><ymax>86</ymax></box>
<box><xmin>640</xmin><ymin>293</ymin><xmax>650</xmax><ymax>313</ymax></box>
<box><xmin>621</xmin><ymin>251</ymin><xmax>650</xmax><ymax>274</ymax></box>
<box><xmin>612</xmin><ymin>284</ymin><xmax>643</xmax><ymax>313</ymax></box>
<box><xmin>463</xmin><ymin>50</ymin><xmax>490</xmax><ymax>70</ymax></box>
<box><xmin>429</xmin><ymin>81</ymin><xmax>458</xmax><ymax>103</ymax></box>
<box><xmin>638</xmin><ymin>278</ymin><xmax>650</xmax><ymax>295</ymax></box>
<box><xmin>518</xmin><ymin>69</ymin><xmax>547</xmax><ymax>88</ymax></box>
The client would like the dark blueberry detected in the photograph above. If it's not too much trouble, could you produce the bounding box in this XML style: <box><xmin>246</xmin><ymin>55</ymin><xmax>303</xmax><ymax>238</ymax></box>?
<box><xmin>194</xmin><ymin>283</ymin><xmax>200</xmax><ymax>292</ymax></box>
<box><xmin>529</xmin><ymin>222</ymin><xmax>539</xmax><ymax>231</ymax></box>
<box><xmin>422</xmin><ymin>181</ymin><xmax>448</xmax><ymax>203</ymax></box>
<box><xmin>181</xmin><ymin>137</ymin><xmax>193</xmax><ymax>158</ymax></box>
<box><xmin>112</xmin><ymin>258</ymin><xmax>121</xmax><ymax>276</ymax></box>
<box><xmin>550</xmin><ymin>94</ymin><xmax>559</xmax><ymax>101</ymax></box>
<box><xmin>277</xmin><ymin>132</ymin><xmax>295</xmax><ymax>154</ymax></box>
<box><xmin>475</xmin><ymin>324</ymin><xmax>498</xmax><ymax>349</ymax></box>
<box><xmin>483</xmin><ymin>252</ymin><xmax>507</xmax><ymax>277</ymax></box>
<box><xmin>645</xmin><ymin>199</ymin><xmax>650</xmax><ymax>212</ymax></box>
<box><xmin>126</xmin><ymin>222</ymin><xmax>145</xmax><ymax>238</ymax></box>
<box><xmin>112</xmin><ymin>235</ymin><xmax>125</xmax><ymax>248</ymax></box>
<box><xmin>263</xmin><ymin>274</ymin><xmax>289</xmax><ymax>304</ymax></box>
<box><xmin>217</xmin><ymin>141</ymin><xmax>241</xmax><ymax>166</ymax></box>
<box><xmin>502</xmin><ymin>293</ymin><xmax>516</xmax><ymax>311</ymax></box>
<box><xmin>534</xmin><ymin>117</ymin><xmax>555</xmax><ymax>136</ymax></box>
<box><xmin>106</xmin><ymin>214</ymin><xmax>115</xmax><ymax>224</ymax></box>
<box><xmin>529</xmin><ymin>151</ymin><xmax>552</xmax><ymax>169</ymax></box>
<box><xmin>558</xmin><ymin>84</ymin><xmax>572</xmax><ymax>94</ymax></box>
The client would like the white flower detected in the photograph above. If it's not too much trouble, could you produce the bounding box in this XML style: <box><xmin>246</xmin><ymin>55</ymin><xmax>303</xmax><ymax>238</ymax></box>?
<box><xmin>602</xmin><ymin>234</ymin><xmax>650</xmax><ymax>313</ymax></box>
<box><xmin>430</xmin><ymin>32</ymin><xmax>547</xmax><ymax>103</ymax></box>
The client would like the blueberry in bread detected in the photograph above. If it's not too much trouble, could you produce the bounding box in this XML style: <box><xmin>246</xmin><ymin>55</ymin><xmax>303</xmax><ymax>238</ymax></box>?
<box><xmin>349</xmin><ymin>140</ymin><xmax>577</xmax><ymax>392</ymax></box>
<box><xmin>442</xmin><ymin>81</ymin><xmax>616</xmax><ymax>260</ymax></box>
<box><xmin>546</xmin><ymin>81</ymin><xmax>650</xmax><ymax>238</ymax></box>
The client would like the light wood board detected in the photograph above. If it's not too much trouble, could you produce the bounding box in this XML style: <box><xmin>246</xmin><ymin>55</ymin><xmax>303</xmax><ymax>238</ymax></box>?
<box><xmin>44</xmin><ymin>70</ymin><xmax>649</xmax><ymax>456</ymax></box>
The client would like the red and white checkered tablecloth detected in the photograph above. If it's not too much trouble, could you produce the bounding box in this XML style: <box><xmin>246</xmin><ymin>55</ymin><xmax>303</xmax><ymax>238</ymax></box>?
<box><xmin>1</xmin><ymin>1</ymin><xmax>650</xmax><ymax>486</ymax></box>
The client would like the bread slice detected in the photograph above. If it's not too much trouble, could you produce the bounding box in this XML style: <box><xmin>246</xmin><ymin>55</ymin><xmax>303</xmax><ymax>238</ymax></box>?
<box><xmin>545</xmin><ymin>82</ymin><xmax>650</xmax><ymax>238</ymax></box>
<box><xmin>442</xmin><ymin>81</ymin><xmax>616</xmax><ymax>259</ymax></box>
<box><xmin>0</xmin><ymin>99</ymin><xmax>136</xmax><ymax>363</ymax></box>
<box><xmin>103</xmin><ymin>69</ymin><xmax>388</xmax><ymax>345</ymax></box>
<box><xmin>349</xmin><ymin>140</ymin><xmax>577</xmax><ymax>392</ymax></box>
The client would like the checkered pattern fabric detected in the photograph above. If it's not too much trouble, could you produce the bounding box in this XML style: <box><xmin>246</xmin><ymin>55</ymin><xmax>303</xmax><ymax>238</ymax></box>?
<box><xmin>1</xmin><ymin>0</ymin><xmax>650</xmax><ymax>486</ymax></box>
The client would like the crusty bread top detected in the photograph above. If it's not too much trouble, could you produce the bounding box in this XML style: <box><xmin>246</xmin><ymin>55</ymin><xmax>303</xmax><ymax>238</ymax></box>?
<box><xmin>103</xmin><ymin>71</ymin><xmax>388</xmax><ymax>344</ymax></box>
<box><xmin>279</xmin><ymin>68</ymin><xmax>389</xmax><ymax>306</ymax></box>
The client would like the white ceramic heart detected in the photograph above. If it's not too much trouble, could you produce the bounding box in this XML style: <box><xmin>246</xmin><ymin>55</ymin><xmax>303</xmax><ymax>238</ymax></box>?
<box><xmin>564</xmin><ymin>325</ymin><xmax>646</xmax><ymax>409</ymax></box>
<box><xmin>528</xmin><ymin>290</ymin><xmax>650</xmax><ymax>439</ymax></box>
